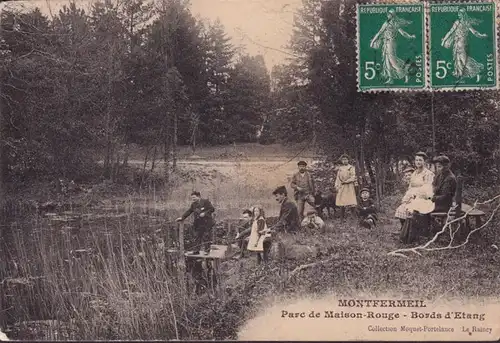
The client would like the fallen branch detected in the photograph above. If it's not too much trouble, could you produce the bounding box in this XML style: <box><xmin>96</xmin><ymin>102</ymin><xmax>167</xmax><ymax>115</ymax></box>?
<box><xmin>288</xmin><ymin>257</ymin><xmax>336</xmax><ymax>280</ymax></box>
<box><xmin>388</xmin><ymin>194</ymin><xmax>500</xmax><ymax>257</ymax></box>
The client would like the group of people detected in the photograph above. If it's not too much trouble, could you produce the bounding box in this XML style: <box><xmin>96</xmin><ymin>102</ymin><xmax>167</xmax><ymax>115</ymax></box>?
<box><xmin>394</xmin><ymin>152</ymin><xmax>457</xmax><ymax>243</ymax></box>
<box><xmin>173</xmin><ymin>151</ymin><xmax>455</xmax><ymax>264</ymax></box>
<box><xmin>290</xmin><ymin>156</ymin><xmax>378</xmax><ymax>229</ymax></box>
<box><xmin>175</xmin><ymin>154</ymin><xmax>380</xmax><ymax>264</ymax></box>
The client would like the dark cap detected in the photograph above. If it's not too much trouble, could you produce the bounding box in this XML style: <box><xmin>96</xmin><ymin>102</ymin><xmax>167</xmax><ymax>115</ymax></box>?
<box><xmin>433</xmin><ymin>155</ymin><xmax>450</xmax><ymax>165</ymax></box>
<box><xmin>359</xmin><ymin>187</ymin><xmax>370</xmax><ymax>195</ymax></box>
<box><xmin>298</xmin><ymin>161</ymin><xmax>307</xmax><ymax>166</ymax></box>
<box><xmin>272</xmin><ymin>185</ymin><xmax>287</xmax><ymax>196</ymax></box>
<box><xmin>306</xmin><ymin>210</ymin><xmax>317</xmax><ymax>215</ymax></box>
<box><xmin>415</xmin><ymin>151</ymin><xmax>428</xmax><ymax>159</ymax></box>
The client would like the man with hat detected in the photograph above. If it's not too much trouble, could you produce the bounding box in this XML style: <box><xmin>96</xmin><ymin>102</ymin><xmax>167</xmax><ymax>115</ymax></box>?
<box><xmin>290</xmin><ymin>160</ymin><xmax>316</xmax><ymax>220</ymax></box>
<box><xmin>430</xmin><ymin>155</ymin><xmax>457</xmax><ymax>213</ymax></box>
<box><xmin>271</xmin><ymin>185</ymin><xmax>300</xmax><ymax>233</ymax></box>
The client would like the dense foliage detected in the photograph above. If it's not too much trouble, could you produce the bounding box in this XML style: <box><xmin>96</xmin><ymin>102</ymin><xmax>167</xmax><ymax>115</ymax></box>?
<box><xmin>270</xmin><ymin>0</ymin><xmax>500</xmax><ymax>187</ymax></box>
<box><xmin>1</xmin><ymin>0</ymin><xmax>498</xmax><ymax>195</ymax></box>
<box><xmin>0</xmin><ymin>0</ymin><xmax>271</xmax><ymax>188</ymax></box>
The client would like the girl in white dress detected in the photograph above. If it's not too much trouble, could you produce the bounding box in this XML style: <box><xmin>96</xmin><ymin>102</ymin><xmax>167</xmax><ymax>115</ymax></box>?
<box><xmin>335</xmin><ymin>154</ymin><xmax>358</xmax><ymax>222</ymax></box>
<box><xmin>247</xmin><ymin>206</ymin><xmax>272</xmax><ymax>264</ymax></box>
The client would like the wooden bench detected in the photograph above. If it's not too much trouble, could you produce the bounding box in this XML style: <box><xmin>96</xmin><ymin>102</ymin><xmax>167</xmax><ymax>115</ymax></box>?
<box><xmin>429</xmin><ymin>177</ymin><xmax>486</xmax><ymax>232</ymax></box>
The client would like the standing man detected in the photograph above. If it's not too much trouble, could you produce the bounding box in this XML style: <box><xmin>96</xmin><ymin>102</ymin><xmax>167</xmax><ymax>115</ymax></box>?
<box><xmin>290</xmin><ymin>161</ymin><xmax>316</xmax><ymax>220</ymax></box>
<box><xmin>176</xmin><ymin>191</ymin><xmax>215</xmax><ymax>255</ymax></box>
<box><xmin>271</xmin><ymin>186</ymin><xmax>300</xmax><ymax>233</ymax></box>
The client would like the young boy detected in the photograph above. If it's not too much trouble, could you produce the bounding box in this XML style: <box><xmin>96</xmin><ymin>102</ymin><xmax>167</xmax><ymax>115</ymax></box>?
<box><xmin>357</xmin><ymin>188</ymin><xmax>377</xmax><ymax>229</ymax></box>
<box><xmin>301</xmin><ymin>210</ymin><xmax>326</xmax><ymax>232</ymax></box>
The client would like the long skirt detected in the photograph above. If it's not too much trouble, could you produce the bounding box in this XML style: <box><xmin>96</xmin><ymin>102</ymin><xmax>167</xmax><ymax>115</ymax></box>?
<box><xmin>336</xmin><ymin>183</ymin><xmax>357</xmax><ymax>207</ymax></box>
<box><xmin>400</xmin><ymin>212</ymin><xmax>430</xmax><ymax>244</ymax></box>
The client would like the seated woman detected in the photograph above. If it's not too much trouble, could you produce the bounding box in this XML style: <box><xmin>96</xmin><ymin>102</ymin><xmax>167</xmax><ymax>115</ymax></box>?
<box><xmin>247</xmin><ymin>205</ymin><xmax>272</xmax><ymax>264</ymax></box>
<box><xmin>395</xmin><ymin>152</ymin><xmax>435</xmax><ymax>243</ymax></box>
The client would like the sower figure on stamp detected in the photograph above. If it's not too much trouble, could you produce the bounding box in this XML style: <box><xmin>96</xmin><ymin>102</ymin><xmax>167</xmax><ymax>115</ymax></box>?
<box><xmin>441</xmin><ymin>8</ymin><xmax>487</xmax><ymax>82</ymax></box>
<box><xmin>176</xmin><ymin>191</ymin><xmax>215</xmax><ymax>255</ymax></box>
<box><xmin>369</xmin><ymin>8</ymin><xmax>416</xmax><ymax>84</ymax></box>
<box><xmin>334</xmin><ymin>154</ymin><xmax>358</xmax><ymax>223</ymax></box>
<box><xmin>290</xmin><ymin>160</ymin><xmax>316</xmax><ymax>221</ymax></box>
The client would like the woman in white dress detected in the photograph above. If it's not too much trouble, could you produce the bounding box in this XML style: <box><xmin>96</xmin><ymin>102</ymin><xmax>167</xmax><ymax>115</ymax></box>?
<box><xmin>247</xmin><ymin>205</ymin><xmax>272</xmax><ymax>264</ymax></box>
<box><xmin>395</xmin><ymin>151</ymin><xmax>435</xmax><ymax>231</ymax></box>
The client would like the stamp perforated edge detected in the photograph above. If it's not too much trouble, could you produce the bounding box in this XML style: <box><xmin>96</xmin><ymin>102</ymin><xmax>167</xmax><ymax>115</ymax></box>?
<box><xmin>356</xmin><ymin>1</ymin><xmax>428</xmax><ymax>93</ymax></box>
<box><xmin>426</xmin><ymin>0</ymin><xmax>499</xmax><ymax>92</ymax></box>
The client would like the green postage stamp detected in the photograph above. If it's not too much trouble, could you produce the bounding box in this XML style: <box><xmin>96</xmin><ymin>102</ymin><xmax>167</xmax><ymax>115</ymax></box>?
<box><xmin>357</xmin><ymin>3</ymin><xmax>426</xmax><ymax>92</ymax></box>
<box><xmin>429</xmin><ymin>2</ymin><xmax>498</xmax><ymax>90</ymax></box>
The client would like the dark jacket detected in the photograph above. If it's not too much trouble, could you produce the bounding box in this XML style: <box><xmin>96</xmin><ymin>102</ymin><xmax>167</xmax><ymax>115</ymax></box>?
<box><xmin>275</xmin><ymin>198</ymin><xmax>300</xmax><ymax>232</ymax></box>
<box><xmin>181</xmin><ymin>198</ymin><xmax>215</xmax><ymax>229</ymax></box>
<box><xmin>432</xmin><ymin>169</ymin><xmax>457</xmax><ymax>212</ymax></box>
<box><xmin>290</xmin><ymin>171</ymin><xmax>316</xmax><ymax>200</ymax></box>
<box><xmin>357</xmin><ymin>199</ymin><xmax>377</xmax><ymax>219</ymax></box>
<box><xmin>237</xmin><ymin>219</ymin><xmax>253</xmax><ymax>238</ymax></box>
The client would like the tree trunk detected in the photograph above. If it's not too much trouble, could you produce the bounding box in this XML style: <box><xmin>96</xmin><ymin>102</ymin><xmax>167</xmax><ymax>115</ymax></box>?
<box><xmin>150</xmin><ymin>145</ymin><xmax>157</xmax><ymax>172</ymax></box>
<box><xmin>172</xmin><ymin>110</ymin><xmax>178</xmax><ymax>170</ymax></box>
<box><xmin>0</xmin><ymin>9</ymin><xmax>4</xmax><ymax>206</ymax></box>
<box><xmin>190</xmin><ymin>113</ymin><xmax>198</xmax><ymax>154</ymax></box>
<box><xmin>104</xmin><ymin>42</ymin><xmax>115</xmax><ymax>180</ymax></box>
<box><xmin>0</xmin><ymin>64</ymin><xmax>4</xmax><ymax>206</ymax></box>
<box><xmin>163</xmin><ymin>136</ymin><xmax>170</xmax><ymax>181</ymax></box>
<box><xmin>365</xmin><ymin>155</ymin><xmax>376</xmax><ymax>186</ymax></box>
<box><xmin>141</xmin><ymin>145</ymin><xmax>151</xmax><ymax>187</ymax></box>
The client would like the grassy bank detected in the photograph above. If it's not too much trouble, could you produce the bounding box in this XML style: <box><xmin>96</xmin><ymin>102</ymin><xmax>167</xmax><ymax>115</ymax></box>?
<box><xmin>1</xmin><ymin>149</ymin><xmax>500</xmax><ymax>340</ymax></box>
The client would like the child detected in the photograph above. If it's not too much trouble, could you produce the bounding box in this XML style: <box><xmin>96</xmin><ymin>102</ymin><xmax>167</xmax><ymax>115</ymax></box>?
<box><xmin>357</xmin><ymin>188</ymin><xmax>378</xmax><ymax>229</ymax></box>
<box><xmin>402</xmin><ymin>167</ymin><xmax>415</xmax><ymax>186</ymax></box>
<box><xmin>301</xmin><ymin>210</ymin><xmax>326</xmax><ymax>232</ymax></box>
<box><xmin>247</xmin><ymin>205</ymin><xmax>272</xmax><ymax>264</ymax></box>
<box><xmin>335</xmin><ymin>154</ymin><xmax>358</xmax><ymax>222</ymax></box>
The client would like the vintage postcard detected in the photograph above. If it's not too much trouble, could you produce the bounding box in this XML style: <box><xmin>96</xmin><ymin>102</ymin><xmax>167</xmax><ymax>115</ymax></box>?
<box><xmin>0</xmin><ymin>0</ymin><xmax>500</xmax><ymax>341</ymax></box>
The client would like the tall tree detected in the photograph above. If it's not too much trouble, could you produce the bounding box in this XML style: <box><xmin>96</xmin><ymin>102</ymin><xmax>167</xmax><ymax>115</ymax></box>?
<box><xmin>225</xmin><ymin>54</ymin><xmax>271</xmax><ymax>143</ymax></box>
<box><xmin>197</xmin><ymin>19</ymin><xmax>235</xmax><ymax>145</ymax></box>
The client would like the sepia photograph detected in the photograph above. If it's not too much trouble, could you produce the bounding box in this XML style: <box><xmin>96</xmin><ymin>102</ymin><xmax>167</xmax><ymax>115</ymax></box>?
<box><xmin>0</xmin><ymin>0</ymin><xmax>500</xmax><ymax>340</ymax></box>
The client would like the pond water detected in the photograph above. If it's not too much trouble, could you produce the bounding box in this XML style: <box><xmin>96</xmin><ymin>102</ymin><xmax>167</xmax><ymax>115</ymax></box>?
<box><xmin>0</xmin><ymin>157</ymin><xmax>324</xmax><ymax>339</ymax></box>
